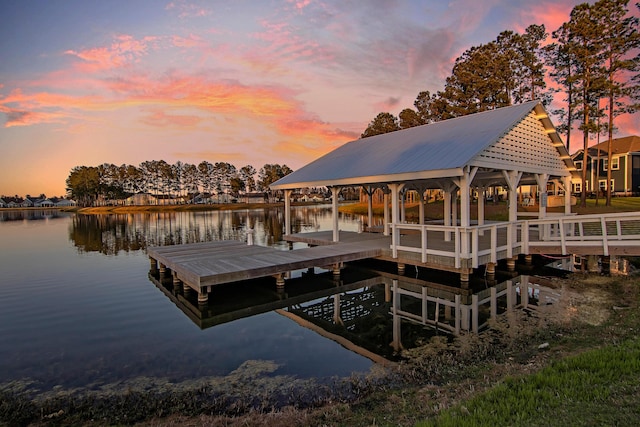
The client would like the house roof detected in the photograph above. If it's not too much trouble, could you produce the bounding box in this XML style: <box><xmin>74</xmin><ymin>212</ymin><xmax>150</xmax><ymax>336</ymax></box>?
<box><xmin>271</xmin><ymin>101</ymin><xmax>573</xmax><ymax>190</ymax></box>
<box><xmin>590</xmin><ymin>135</ymin><xmax>640</xmax><ymax>155</ymax></box>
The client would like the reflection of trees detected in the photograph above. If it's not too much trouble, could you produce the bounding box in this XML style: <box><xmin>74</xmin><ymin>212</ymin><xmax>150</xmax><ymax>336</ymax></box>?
<box><xmin>68</xmin><ymin>206</ymin><xmax>340</xmax><ymax>255</ymax></box>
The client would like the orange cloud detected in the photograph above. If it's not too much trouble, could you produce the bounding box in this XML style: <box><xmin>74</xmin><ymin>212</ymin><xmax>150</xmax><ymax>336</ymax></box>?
<box><xmin>140</xmin><ymin>109</ymin><xmax>204</xmax><ymax>127</ymax></box>
<box><xmin>0</xmin><ymin>106</ymin><xmax>66</xmax><ymax>127</ymax></box>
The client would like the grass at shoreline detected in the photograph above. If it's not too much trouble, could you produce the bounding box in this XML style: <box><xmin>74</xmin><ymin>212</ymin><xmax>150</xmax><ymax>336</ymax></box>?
<box><xmin>419</xmin><ymin>337</ymin><xmax>640</xmax><ymax>426</ymax></box>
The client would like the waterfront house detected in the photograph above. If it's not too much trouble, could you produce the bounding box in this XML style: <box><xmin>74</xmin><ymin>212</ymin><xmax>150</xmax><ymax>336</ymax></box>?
<box><xmin>125</xmin><ymin>193</ymin><xmax>157</xmax><ymax>205</ymax></box>
<box><xmin>52</xmin><ymin>197</ymin><xmax>77</xmax><ymax>207</ymax></box>
<box><xmin>239</xmin><ymin>192</ymin><xmax>268</xmax><ymax>204</ymax></box>
<box><xmin>35</xmin><ymin>198</ymin><xmax>55</xmax><ymax>207</ymax></box>
<box><xmin>571</xmin><ymin>135</ymin><xmax>640</xmax><ymax>196</ymax></box>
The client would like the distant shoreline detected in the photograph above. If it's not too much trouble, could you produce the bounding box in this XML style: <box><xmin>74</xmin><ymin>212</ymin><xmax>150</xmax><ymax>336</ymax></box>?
<box><xmin>0</xmin><ymin>201</ymin><xmax>332</xmax><ymax>214</ymax></box>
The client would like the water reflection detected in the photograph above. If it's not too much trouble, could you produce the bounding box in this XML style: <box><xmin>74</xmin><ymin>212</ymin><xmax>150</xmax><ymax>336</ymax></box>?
<box><xmin>67</xmin><ymin>205</ymin><xmax>361</xmax><ymax>255</ymax></box>
<box><xmin>0</xmin><ymin>209</ymin><xmax>69</xmax><ymax>222</ymax></box>
<box><xmin>150</xmin><ymin>260</ymin><xmax>556</xmax><ymax>363</ymax></box>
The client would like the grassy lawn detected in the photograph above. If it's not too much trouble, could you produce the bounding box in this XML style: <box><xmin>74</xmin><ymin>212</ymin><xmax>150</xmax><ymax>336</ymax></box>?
<box><xmin>418</xmin><ymin>338</ymin><xmax>640</xmax><ymax>427</ymax></box>
<box><xmin>340</xmin><ymin>196</ymin><xmax>640</xmax><ymax>221</ymax></box>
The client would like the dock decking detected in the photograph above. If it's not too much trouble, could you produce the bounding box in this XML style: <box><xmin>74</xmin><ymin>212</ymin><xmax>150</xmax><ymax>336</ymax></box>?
<box><xmin>147</xmin><ymin>236</ymin><xmax>389</xmax><ymax>302</ymax></box>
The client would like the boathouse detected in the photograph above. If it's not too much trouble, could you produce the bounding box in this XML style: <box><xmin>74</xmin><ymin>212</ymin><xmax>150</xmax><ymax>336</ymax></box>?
<box><xmin>271</xmin><ymin>100</ymin><xmax>577</xmax><ymax>280</ymax></box>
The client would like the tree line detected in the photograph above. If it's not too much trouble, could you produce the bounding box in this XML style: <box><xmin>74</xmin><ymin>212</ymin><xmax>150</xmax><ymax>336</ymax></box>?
<box><xmin>66</xmin><ymin>161</ymin><xmax>292</xmax><ymax>207</ymax></box>
<box><xmin>361</xmin><ymin>0</ymin><xmax>639</xmax><ymax>207</ymax></box>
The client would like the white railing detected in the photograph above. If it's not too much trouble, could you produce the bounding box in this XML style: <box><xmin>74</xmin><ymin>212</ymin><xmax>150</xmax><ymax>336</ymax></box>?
<box><xmin>522</xmin><ymin>211</ymin><xmax>640</xmax><ymax>256</ymax></box>
<box><xmin>390</xmin><ymin>277</ymin><xmax>545</xmax><ymax>334</ymax></box>
<box><xmin>390</xmin><ymin>221</ymin><xmax>522</xmax><ymax>268</ymax></box>
<box><xmin>389</xmin><ymin>211</ymin><xmax>640</xmax><ymax>265</ymax></box>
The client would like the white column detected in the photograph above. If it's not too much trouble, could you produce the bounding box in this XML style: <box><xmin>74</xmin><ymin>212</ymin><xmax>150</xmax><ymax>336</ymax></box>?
<box><xmin>367</xmin><ymin>186</ymin><xmax>373</xmax><ymax>231</ymax></box>
<box><xmin>459</xmin><ymin>172</ymin><xmax>470</xmax><ymax>257</ymax></box>
<box><xmin>400</xmin><ymin>190</ymin><xmax>406</xmax><ymax>223</ymax></box>
<box><xmin>444</xmin><ymin>190</ymin><xmax>452</xmax><ymax>228</ymax></box>
<box><xmin>563</xmin><ymin>175</ymin><xmax>572</xmax><ymax>215</ymax></box>
<box><xmin>535</xmin><ymin>173</ymin><xmax>549</xmax><ymax>219</ymax></box>
<box><xmin>383</xmin><ymin>189</ymin><xmax>390</xmax><ymax>236</ymax></box>
<box><xmin>284</xmin><ymin>189</ymin><xmax>292</xmax><ymax>236</ymax></box>
<box><xmin>389</xmin><ymin>183</ymin><xmax>404</xmax><ymax>255</ymax></box>
<box><xmin>452</xmin><ymin>190</ymin><xmax>458</xmax><ymax>226</ymax></box>
<box><xmin>477</xmin><ymin>186</ymin><xmax>485</xmax><ymax>226</ymax></box>
<box><xmin>502</xmin><ymin>170</ymin><xmax>522</xmax><ymax>223</ymax></box>
<box><xmin>443</xmin><ymin>187</ymin><xmax>452</xmax><ymax>242</ymax></box>
<box><xmin>331</xmin><ymin>186</ymin><xmax>340</xmax><ymax>242</ymax></box>
<box><xmin>419</xmin><ymin>190</ymin><xmax>425</xmax><ymax>225</ymax></box>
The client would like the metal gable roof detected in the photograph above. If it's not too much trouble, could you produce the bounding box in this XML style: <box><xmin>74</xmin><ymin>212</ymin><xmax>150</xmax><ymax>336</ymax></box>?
<box><xmin>272</xmin><ymin>101</ymin><xmax>542</xmax><ymax>189</ymax></box>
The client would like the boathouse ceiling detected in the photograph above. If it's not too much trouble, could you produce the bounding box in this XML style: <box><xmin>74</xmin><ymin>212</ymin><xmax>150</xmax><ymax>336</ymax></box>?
<box><xmin>271</xmin><ymin>100</ymin><xmax>575</xmax><ymax>192</ymax></box>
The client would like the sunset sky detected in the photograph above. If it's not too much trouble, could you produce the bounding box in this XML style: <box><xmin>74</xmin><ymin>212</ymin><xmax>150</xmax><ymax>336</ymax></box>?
<box><xmin>1</xmin><ymin>0</ymin><xmax>638</xmax><ymax>197</ymax></box>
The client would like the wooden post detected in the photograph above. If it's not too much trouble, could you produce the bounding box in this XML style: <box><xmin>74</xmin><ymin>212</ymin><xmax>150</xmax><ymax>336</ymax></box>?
<box><xmin>149</xmin><ymin>257</ymin><xmax>158</xmax><ymax>273</ymax></box>
<box><xmin>507</xmin><ymin>256</ymin><xmax>517</xmax><ymax>272</ymax></box>
<box><xmin>275</xmin><ymin>273</ymin><xmax>286</xmax><ymax>289</ymax></box>
<box><xmin>159</xmin><ymin>263</ymin><xmax>167</xmax><ymax>276</ymax></box>
<box><xmin>460</xmin><ymin>270</ymin><xmax>470</xmax><ymax>287</ymax></box>
<box><xmin>332</xmin><ymin>263</ymin><xmax>341</xmax><ymax>278</ymax></box>
<box><xmin>486</xmin><ymin>262</ymin><xmax>496</xmax><ymax>276</ymax></box>
<box><xmin>198</xmin><ymin>289</ymin><xmax>208</xmax><ymax>305</ymax></box>
<box><xmin>506</xmin><ymin>280</ymin><xmax>514</xmax><ymax>311</ymax></box>
<box><xmin>397</xmin><ymin>263</ymin><xmax>405</xmax><ymax>275</ymax></box>
<box><xmin>183</xmin><ymin>282</ymin><xmax>192</xmax><ymax>295</ymax></box>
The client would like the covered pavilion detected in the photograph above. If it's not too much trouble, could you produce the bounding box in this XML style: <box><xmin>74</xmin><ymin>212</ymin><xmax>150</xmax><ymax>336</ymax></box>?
<box><xmin>271</xmin><ymin>100</ymin><xmax>576</xmax><ymax>279</ymax></box>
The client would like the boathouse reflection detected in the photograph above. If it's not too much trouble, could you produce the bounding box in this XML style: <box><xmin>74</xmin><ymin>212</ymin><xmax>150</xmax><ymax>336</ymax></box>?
<box><xmin>149</xmin><ymin>264</ymin><xmax>560</xmax><ymax>363</ymax></box>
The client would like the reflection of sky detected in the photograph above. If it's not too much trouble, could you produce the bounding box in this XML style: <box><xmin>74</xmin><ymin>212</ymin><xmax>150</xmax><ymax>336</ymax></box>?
<box><xmin>3</xmin><ymin>0</ymin><xmax>633</xmax><ymax>197</ymax></box>
<box><xmin>0</xmin><ymin>212</ymin><xmax>373</xmax><ymax>395</ymax></box>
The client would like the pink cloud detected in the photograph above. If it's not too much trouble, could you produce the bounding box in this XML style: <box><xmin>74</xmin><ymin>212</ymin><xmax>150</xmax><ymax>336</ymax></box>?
<box><xmin>291</xmin><ymin>0</ymin><xmax>311</xmax><ymax>10</ymax></box>
<box><xmin>65</xmin><ymin>35</ymin><xmax>158</xmax><ymax>72</ymax></box>
<box><xmin>517</xmin><ymin>2</ymin><xmax>576</xmax><ymax>34</ymax></box>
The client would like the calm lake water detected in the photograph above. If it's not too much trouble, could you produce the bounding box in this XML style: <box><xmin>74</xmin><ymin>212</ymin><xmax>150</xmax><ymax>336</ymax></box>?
<box><xmin>0</xmin><ymin>206</ymin><xmax>412</xmax><ymax>399</ymax></box>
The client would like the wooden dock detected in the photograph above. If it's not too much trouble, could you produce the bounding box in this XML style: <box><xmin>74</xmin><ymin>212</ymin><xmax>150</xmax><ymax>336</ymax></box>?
<box><xmin>147</xmin><ymin>236</ymin><xmax>389</xmax><ymax>303</ymax></box>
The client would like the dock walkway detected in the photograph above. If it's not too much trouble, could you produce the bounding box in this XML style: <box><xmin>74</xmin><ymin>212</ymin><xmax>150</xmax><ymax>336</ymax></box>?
<box><xmin>147</xmin><ymin>235</ymin><xmax>389</xmax><ymax>302</ymax></box>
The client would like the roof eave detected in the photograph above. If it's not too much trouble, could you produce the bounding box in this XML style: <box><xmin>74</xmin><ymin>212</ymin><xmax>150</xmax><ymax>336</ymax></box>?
<box><xmin>270</xmin><ymin>168</ymin><xmax>465</xmax><ymax>190</ymax></box>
